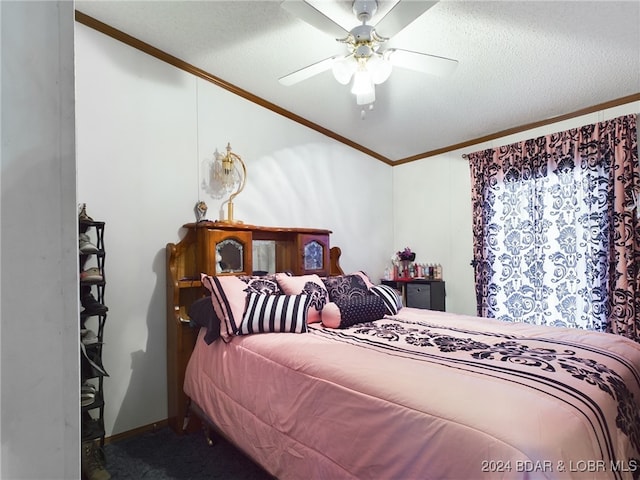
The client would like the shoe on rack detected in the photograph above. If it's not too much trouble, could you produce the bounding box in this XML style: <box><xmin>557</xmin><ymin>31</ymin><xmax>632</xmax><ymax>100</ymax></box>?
<box><xmin>78</xmin><ymin>203</ymin><xmax>94</xmax><ymax>223</ymax></box>
<box><xmin>81</xmin><ymin>441</ymin><xmax>110</xmax><ymax>480</ymax></box>
<box><xmin>82</xmin><ymin>382</ymin><xmax>96</xmax><ymax>395</ymax></box>
<box><xmin>80</xmin><ymin>267</ymin><xmax>103</xmax><ymax>283</ymax></box>
<box><xmin>81</xmin><ymin>293</ymin><xmax>108</xmax><ymax>316</ymax></box>
<box><xmin>80</xmin><ymin>342</ymin><xmax>108</xmax><ymax>377</ymax></box>
<box><xmin>81</xmin><ymin>390</ymin><xmax>95</xmax><ymax>407</ymax></box>
<box><xmin>79</xmin><ymin>233</ymin><xmax>99</xmax><ymax>254</ymax></box>
<box><xmin>81</xmin><ymin>382</ymin><xmax>98</xmax><ymax>407</ymax></box>
<box><xmin>81</xmin><ymin>329</ymin><xmax>100</xmax><ymax>345</ymax></box>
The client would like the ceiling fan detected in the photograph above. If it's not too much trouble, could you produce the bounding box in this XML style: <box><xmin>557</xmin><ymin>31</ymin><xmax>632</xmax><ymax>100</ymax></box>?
<box><xmin>279</xmin><ymin>0</ymin><xmax>458</xmax><ymax>108</ymax></box>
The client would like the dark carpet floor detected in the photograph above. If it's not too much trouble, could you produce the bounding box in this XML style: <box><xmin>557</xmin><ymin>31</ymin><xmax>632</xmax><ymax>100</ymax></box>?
<box><xmin>104</xmin><ymin>427</ymin><xmax>273</xmax><ymax>479</ymax></box>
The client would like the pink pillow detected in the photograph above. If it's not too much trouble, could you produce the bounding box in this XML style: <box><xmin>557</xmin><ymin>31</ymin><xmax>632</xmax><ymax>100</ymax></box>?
<box><xmin>321</xmin><ymin>302</ymin><xmax>342</xmax><ymax>328</ymax></box>
<box><xmin>201</xmin><ymin>274</ymin><xmax>250</xmax><ymax>342</ymax></box>
<box><xmin>276</xmin><ymin>273</ymin><xmax>328</xmax><ymax>324</ymax></box>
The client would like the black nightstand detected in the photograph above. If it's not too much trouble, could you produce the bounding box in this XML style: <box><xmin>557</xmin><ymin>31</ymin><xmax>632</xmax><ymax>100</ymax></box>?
<box><xmin>381</xmin><ymin>279</ymin><xmax>446</xmax><ymax>311</ymax></box>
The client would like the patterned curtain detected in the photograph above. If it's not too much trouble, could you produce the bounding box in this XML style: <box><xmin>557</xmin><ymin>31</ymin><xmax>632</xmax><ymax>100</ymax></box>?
<box><xmin>468</xmin><ymin>114</ymin><xmax>639</xmax><ymax>341</ymax></box>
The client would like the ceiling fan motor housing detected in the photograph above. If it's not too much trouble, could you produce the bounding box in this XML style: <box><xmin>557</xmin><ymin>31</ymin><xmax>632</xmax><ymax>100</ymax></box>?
<box><xmin>351</xmin><ymin>24</ymin><xmax>375</xmax><ymax>43</ymax></box>
<box><xmin>353</xmin><ymin>0</ymin><xmax>378</xmax><ymax>23</ymax></box>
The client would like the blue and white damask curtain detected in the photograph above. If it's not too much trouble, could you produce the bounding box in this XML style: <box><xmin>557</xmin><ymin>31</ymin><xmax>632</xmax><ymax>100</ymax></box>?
<box><xmin>468</xmin><ymin>114</ymin><xmax>639</xmax><ymax>341</ymax></box>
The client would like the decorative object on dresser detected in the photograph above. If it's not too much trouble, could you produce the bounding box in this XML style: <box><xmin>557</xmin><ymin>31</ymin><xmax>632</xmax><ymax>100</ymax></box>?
<box><xmin>194</xmin><ymin>201</ymin><xmax>208</xmax><ymax>223</ymax></box>
<box><xmin>396</xmin><ymin>246</ymin><xmax>415</xmax><ymax>262</ymax></box>
<box><xmin>395</xmin><ymin>246</ymin><xmax>416</xmax><ymax>278</ymax></box>
<box><xmin>201</xmin><ymin>143</ymin><xmax>246</xmax><ymax>224</ymax></box>
<box><xmin>78</xmin><ymin>204</ymin><xmax>111</xmax><ymax>480</ymax></box>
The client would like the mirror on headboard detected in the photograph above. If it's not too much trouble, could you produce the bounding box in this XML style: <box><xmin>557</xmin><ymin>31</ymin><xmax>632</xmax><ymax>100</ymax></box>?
<box><xmin>304</xmin><ymin>240</ymin><xmax>324</xmax><ymax>271</ymax></box>
<box><xmin>252</xmin><ymin>240</ymin><xmax>276</xmax><ymax>274</ymax></box>
<box><xmin>216</xmin><ymin>239</ymin><xmax>243</xmax><ymax>273</ymax></box>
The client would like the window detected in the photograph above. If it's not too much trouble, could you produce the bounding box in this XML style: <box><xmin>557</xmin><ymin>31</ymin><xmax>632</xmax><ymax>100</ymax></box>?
<box><xmin>485</xmin><ymin>156</ymin><xmax>607</xmax><ymax>329</ymax></box>
<box><xmin>468</xmin><ymin>114</ymin><xmax>639</xmax><ymax>339</ymax></box>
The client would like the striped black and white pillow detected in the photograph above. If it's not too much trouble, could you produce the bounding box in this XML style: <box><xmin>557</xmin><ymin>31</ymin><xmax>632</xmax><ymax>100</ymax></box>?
<box><xmin>369</xmin><ymin>284</ymin><xmax>403</xmax><ymax>315</ymax></box>
<box><xmin>238</xmin><ymin>292</ymin><xmax>310</xmax><ymax>335</ymax></box>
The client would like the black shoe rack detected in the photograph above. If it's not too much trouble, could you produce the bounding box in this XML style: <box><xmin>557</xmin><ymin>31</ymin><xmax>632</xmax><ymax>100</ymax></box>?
<box><xmin>79</xmin><ymin>216</ymin><xmax>108</xmax><ymax>449</ymax></box>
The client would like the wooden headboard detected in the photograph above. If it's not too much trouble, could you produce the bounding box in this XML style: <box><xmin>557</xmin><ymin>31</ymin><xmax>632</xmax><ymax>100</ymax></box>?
<box><xmin>166</xmin><ymin>221</ymin><xmax>343</xmax><ymax>434</ymax></box>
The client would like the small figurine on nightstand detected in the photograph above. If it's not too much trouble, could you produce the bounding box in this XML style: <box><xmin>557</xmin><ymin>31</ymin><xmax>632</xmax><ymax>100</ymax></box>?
<box><xmin>195</xmin><ymin>201</ymin><xmax>208</xmax><ymax>222</ymax></box>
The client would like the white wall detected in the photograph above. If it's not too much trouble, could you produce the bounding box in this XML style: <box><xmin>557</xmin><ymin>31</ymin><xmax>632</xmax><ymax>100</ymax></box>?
<box><xmin>393</xmin><ymin>153</ymin><xmax>476</xmax><ymax>315</ymax></box>
<box><xmin>393</xmin><ymin>101</ymin><xmax>640</xmax><ymax>316</ymax></box>
<box><xmin>0</xmin><ymin>2</ymin><xmax>79</xmax><ymax>478</ymax></box>
<box><xmin>75</xmin><ymin>23</ymin><xmax>392</xmax><ymax>437</ymax></box>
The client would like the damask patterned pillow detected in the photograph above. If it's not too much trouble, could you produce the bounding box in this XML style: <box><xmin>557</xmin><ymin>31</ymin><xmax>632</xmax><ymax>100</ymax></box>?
<box><xmin>238</xmin><ymin>292</ymin><xmax>310</xmax><ymax>335</ymax></box>
<box><xmin>276</xmin><ymin>273</ymin><xmax>328</xmax><ymax>324</ymax></box>
<box><xmin>369</xmin><ymin>284</ymin><xmax>403</xmax><ymax>315</ymax></box>
<box><xmin>322</xmin><ymin>273</ymin><xmax>370</xmax><ymax>304</ymax></box>
<box><xmin>237</xmin><ymin>274</ymin><xmax>282</xmax><ymax>295</ymax></box>
<box><xmin>321</xmin><ymin>296</ymin><xmax>386</xmax><ymax>329</ymax></box>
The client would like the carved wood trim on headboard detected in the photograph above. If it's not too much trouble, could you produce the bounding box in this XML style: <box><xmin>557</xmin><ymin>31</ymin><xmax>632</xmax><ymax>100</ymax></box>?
<box><xmin>330</xmin><ymin>246</ymin><xmax>344</xmax><ymax>276</ymax></box>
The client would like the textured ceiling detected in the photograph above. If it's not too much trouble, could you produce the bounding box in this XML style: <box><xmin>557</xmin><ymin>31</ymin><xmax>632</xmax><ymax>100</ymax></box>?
<box><xmin>75</xmin><ymin>0</ymin><xmax>640</xmax><ymax>163</ymax></box>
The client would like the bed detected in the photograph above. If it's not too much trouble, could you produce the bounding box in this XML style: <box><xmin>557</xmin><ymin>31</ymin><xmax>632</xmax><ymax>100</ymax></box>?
<box><xmin>167</xmin><ymin>227</ymin><xmax>640</xmax><ymax>480</ymax></box>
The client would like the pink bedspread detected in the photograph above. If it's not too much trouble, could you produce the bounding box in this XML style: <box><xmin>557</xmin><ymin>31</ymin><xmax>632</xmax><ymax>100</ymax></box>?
<box><xmin>184</xmin><ymin>308</ymin><xmax>640</xmax><ymax>479</ymax></box>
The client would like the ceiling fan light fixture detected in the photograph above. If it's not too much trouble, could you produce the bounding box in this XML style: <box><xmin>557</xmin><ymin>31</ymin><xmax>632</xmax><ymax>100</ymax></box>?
<box><xmin>279</xmin><ymin>0</ymin><xmax>458</xmax><ymax>112</ymax></box>
<box><xmin>351</xmin><ymin>67</ymin><xmax>374</xmax><ymax>97</ymax></box>
<box><xmin>368</xmin><ymin>53</ymin><xmax>392</xmax><ymax>84</ymax></box>
<box><xmin>356</xmin><ymin>88</ymin><xmax>376</xmax><ymax>106</ymax></box>
<box><xmin>332</xmin><ymin>55</ymin><xmax>357</xmax><ymax>85</ymax></box>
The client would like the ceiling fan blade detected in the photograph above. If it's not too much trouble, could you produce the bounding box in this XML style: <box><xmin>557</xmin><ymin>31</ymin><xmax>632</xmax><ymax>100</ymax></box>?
<box><xmin>279</xmin><ymin>56</ymin><xmax>338</xmax><ymax>86</ymax></box>
<box><xmin>374</xmin><ymin>1</ymin><xmax>439</xmax><ymax>38</ymax></box>
<box><xmin>281</xmin><ymin>0</ymin><xmax>348</xmax><ymax>39</ymax></box>
<box><xmin>387</xmin><ymin>48</ymin><xmax>458</xmax><ymax>77</ymax></box>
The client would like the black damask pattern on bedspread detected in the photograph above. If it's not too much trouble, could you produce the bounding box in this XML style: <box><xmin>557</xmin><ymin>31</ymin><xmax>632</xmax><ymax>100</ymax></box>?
<box><xmin>315</xmin><ymin>318</ymin><xmax>640</xmax><ymax>475</ymax></box>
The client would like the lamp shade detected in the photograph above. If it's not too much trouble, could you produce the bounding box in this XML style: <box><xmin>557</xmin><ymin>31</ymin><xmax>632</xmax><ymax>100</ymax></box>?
<box><xmin>368</xmin><ymin>53</ymin><xmax>392</xmax><ymax>84</ymax></box>
<box><xmin>351</xmin><ymin>68</ymin><xmax>374</xmax><ymax>96</ymax></box>
<box><xmin>356</xmin><ymin>88</ymin><xmax>376</xmax><ymax>105</ymax></box>
<box><xmin>332</xmin><ymin>55</ymin><xmax>357</xmax><ymax>85</ymax></box>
